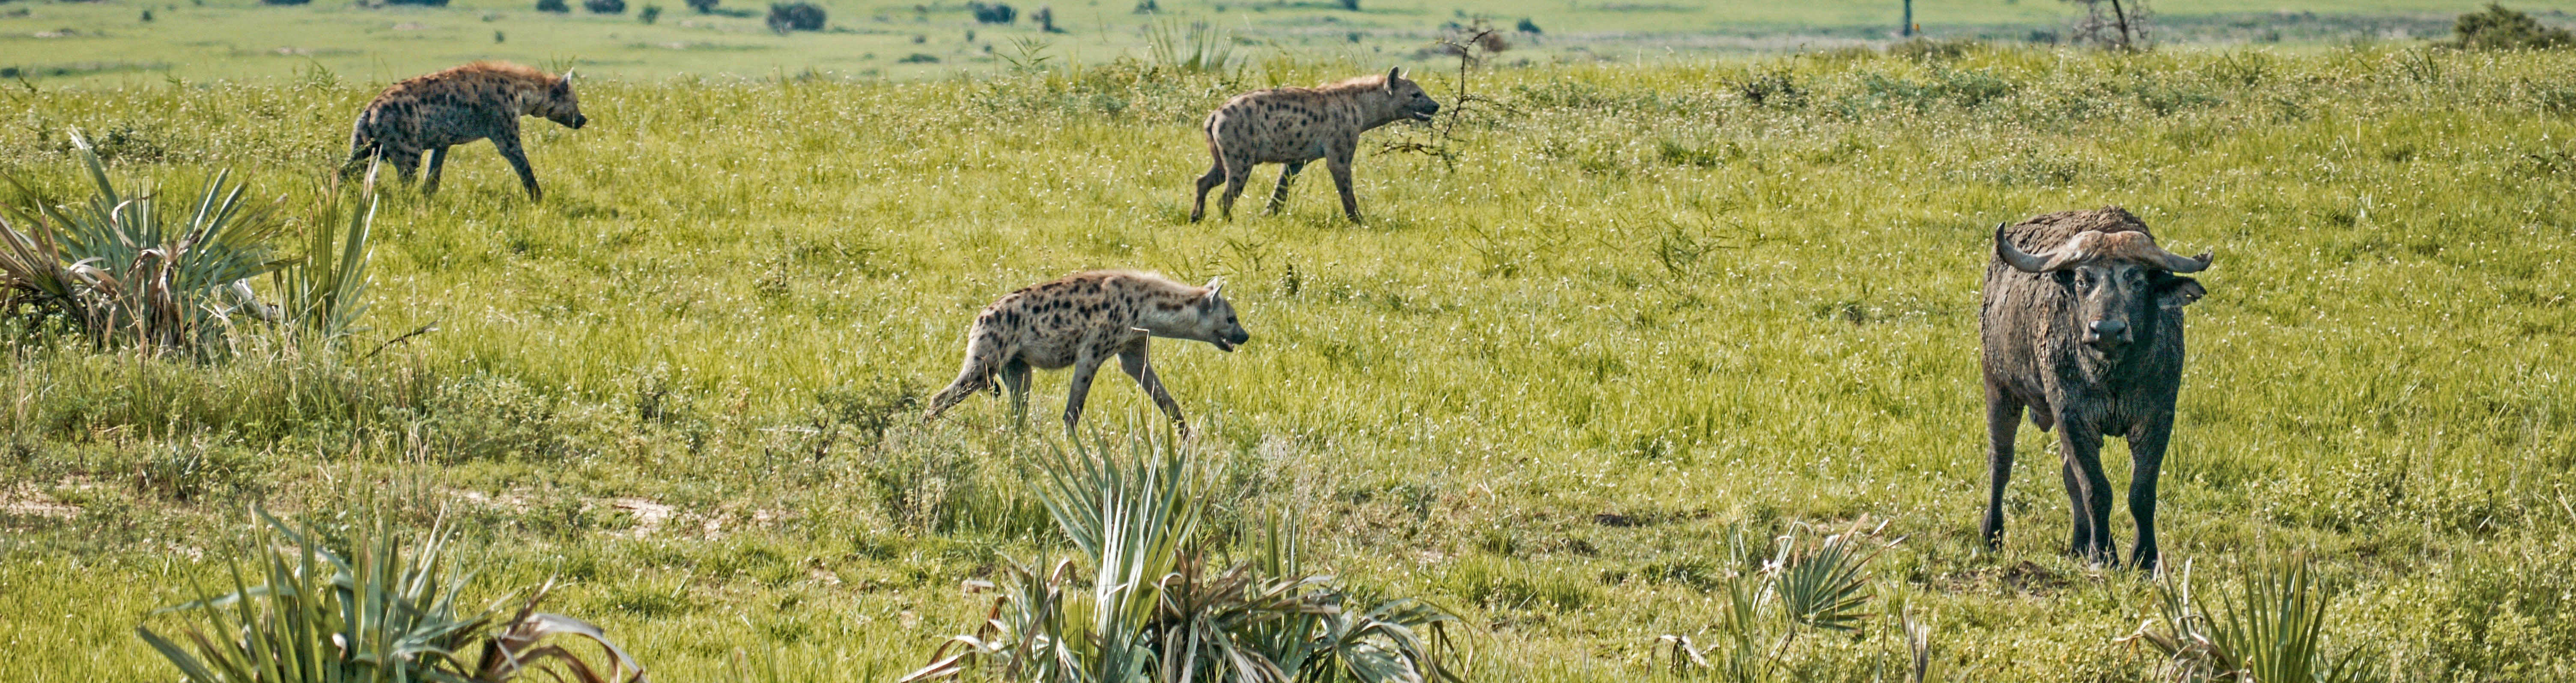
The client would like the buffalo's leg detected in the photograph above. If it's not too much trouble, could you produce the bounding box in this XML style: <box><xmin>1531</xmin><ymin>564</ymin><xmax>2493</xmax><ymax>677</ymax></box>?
<box><xmin>2126</xmin><ymin>414</ymin><xmax>2174</xmax><ymax>570</ymax></box>
<box><xmin>2059</xmin><ymin>427</ymin><xmax>2116</xmax><ymax>564</ymax></box>
<box><xmin>1264</xmin><ymin>162</ymin><xmax>1306</xmax><ymax>215</ymax></box>
<box><xmin>1981</xmin><ymin>383</ymin><xmax>2024</xmax><ymax>549</ymax></box>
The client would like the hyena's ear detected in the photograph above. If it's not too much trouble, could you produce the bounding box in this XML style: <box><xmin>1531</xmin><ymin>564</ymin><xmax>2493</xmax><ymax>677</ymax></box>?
<box><xmin>1203</xmin><ymin>276</ymin><xmax>1225</xmax><ymax>299</ymax></box>
<box><xmin>1383</xmin><ymin>66</ymin><xmax>1402</xmax><ymax>91</ymax></box>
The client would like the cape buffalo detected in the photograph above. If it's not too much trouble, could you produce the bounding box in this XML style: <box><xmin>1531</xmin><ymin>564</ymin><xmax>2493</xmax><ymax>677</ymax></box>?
<box><xmin>1980</xmin><ymin>207</ymin><xmax>2211</xmax><ymax>569</ymax></box>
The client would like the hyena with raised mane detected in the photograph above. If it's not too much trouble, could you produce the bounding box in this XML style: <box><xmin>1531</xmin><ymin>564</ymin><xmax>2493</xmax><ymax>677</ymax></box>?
<box><xmin>1191</xmin><ymin>67</ymin><xmax>1441</xmax><ymax>225</ymax></box>
<box><xmin>340</xmin><ymin>61</ymin><xmax>587</xmax><ymax>200</ymax></box>
<box><xmin>924</xmin><ymin>270</ymin><xmax>1250</xmax><ymax>433</ymax></box>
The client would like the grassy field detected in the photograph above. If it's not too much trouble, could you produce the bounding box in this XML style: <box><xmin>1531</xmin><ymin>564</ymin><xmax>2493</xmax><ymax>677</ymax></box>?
<box><xmin>6</xmin><ymin>0</ymin><xmax>2576</xmax><ymax>85</ymax></box>
<box><xmin>3</xmin><ymin>42</ymin><xmax>2576</xmax><ymax>681</ymax></box>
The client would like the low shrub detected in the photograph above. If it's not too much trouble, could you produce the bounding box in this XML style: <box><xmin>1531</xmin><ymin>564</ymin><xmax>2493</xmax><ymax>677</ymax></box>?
<box><xmin>535</xmin><ymin>0</ymin><xmax>568</xmax><ymax>13</ymax></box>
<box><xmin>766</xmin><ymin>2</ymin><xmax>822</xmax><ymax>32</ymax></box>
<box><xmin>584</xmin><ymin>0</ymin><xmax>624</xmax><ymax>14</ymax></box>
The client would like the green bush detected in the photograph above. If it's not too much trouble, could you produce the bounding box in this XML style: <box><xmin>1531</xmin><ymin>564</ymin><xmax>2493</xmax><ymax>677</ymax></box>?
<box><xmin>2448</xmin><ymin>3</ymin><xmax>2573</xmax><ymax>50</ymax></box>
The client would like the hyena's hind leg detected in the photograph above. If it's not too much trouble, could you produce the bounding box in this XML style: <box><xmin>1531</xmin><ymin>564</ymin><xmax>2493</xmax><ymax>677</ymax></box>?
<box><xmin>999</xmin><ymin>359</ymin><xmax>1032</xmax><ymax>426</ymax></box>
<box><xmin>420</xmin><ymin>146</ymin><xmax>451</xmax><ymax>197</ymax></box>
<box><xmin>380</xmin><ymin>147</ymin><xmax>425</xmax><ymax>186</ymax></box>
<box><xmin>1190</xmin><ymin>156</ymin><xmax>1226</xmax><ymax>223</ymax></box>
<box><xmin>1214</xmin><ymin>154</ymin><xmax>1256</xmax><ymax>221</ymax></box>
<box><xmin>338</xmin><ymin>136</ymin><xmax>380</xmax><ymax>182</ymax></box>
<box><xmin>1264</xmin><ymin>162</ymin><xmax>1306</xmax><ymax>216</ymax></box>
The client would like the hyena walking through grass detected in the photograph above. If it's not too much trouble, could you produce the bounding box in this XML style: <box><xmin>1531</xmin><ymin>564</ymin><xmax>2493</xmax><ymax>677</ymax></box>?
<box><xmin>924</xmin><ymin>271</ymin><xmax>1249</xmax><ymax>433</ymax></box>
<box><xmin>339</xmin><ymin>61</ymin><xmax>587</xmax><ymax>200</ymax></box>
<box><xmin>1191</xmin><ymin>67</ymin><xmax>1441</xmax><ymax>225</ymax></box>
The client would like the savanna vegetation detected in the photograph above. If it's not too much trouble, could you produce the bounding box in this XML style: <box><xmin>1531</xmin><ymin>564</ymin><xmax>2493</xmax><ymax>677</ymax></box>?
<box><xmin>3</xmin><ymin>32</ymin><xmax>2575</xmax><ymax>683</ymax></box>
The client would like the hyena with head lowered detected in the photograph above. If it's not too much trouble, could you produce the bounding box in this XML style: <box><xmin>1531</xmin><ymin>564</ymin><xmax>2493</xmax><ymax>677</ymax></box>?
<box><xmin>1191</xmin><ymin>67</ymin><xmax>1441</xmax><ymax>225</ymax></box>
<box><xmin>924</xmin><ymin>270</ymin><xmax>1250</xmax><ymax>433</ymax></box>
<box><xmin>340</xmin><ymin>61</ymin><xmax>588</xmax><ymax>200</ymax></box>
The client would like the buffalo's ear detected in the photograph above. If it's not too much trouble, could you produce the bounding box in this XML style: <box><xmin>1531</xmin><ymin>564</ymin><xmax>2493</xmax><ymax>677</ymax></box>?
<box><xmin>2155</xmin><ymin>275</ymin><xmax>2206</xmax><ymax>307</ymax></box>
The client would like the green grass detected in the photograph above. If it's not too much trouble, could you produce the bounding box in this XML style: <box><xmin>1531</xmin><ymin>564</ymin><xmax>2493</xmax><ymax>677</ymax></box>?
<box><xmin>3</xmin><ymin>44</ymin><xmax>2576</xmax><ymax>681</ymax></box>
<box><xmin>6</xmin><ymin>0</ymin><xmax>2576</xmax><ymax>85</ymax></box>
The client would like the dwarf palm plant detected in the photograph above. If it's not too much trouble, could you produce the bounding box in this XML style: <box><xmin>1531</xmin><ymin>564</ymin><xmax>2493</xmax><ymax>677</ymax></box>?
<box><xmin>1659</xmin><ymin>520</ymin><xmax>1902</xmax><ymax>683</ymax></box>
<box><xmin>2121</xmin><ymin>554</ymin><xmax>2382</xmax><ymax>683</ymax></box>
<box><xmin>903</xmin><ymin>432</ymin><xmax>1463</xmax><ymax>683</ymax></box>
<box><xmin>0</xmin><ymin>129</ymin><xmax>281</xmax><ymax>350</ymax></box>
<box><xmin>137</xmin><ymin>507</ymin><xmax>647</xmax><ymax>683</ymax></box>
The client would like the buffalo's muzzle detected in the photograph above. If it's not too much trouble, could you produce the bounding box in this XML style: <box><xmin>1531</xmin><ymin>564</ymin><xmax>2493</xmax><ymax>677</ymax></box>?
<box><xmin>2084</xmin><ymin>319</ymin><xmax>2130</xmax><ymax>347</ymax></box>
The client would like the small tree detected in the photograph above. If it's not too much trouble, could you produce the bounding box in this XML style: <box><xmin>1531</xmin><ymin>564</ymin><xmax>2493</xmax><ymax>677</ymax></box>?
<box><xmin>683</xmin><ymin>0</ymin><xmax>715</xmax><ymax>12</ymax></box>
<box><xmin>535</xmin><ymin>0</ymin><xmax>569</xmax><ymax>13</ymax></box>
<box><xmin>2447</xmin><ymin>3</ymin><xmax>2574</xmax><ymax>50</ymax></box>
<box><xmin>2064</xmin><ymin>0</ymin><xmax>2151</xmax><ymax>50</ymax></box>
<box><xmin>583</xmin><ymin>0</ymin><xmax>624</xmax><ymax>14</ymax></box>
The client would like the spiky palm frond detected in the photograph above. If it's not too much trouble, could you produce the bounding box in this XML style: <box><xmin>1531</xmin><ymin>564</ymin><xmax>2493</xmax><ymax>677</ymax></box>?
<box><xmin>2</xmin><ymin>130</ymin><xmax>273</xmax><ymax>349</ymax></box>
<box><xmin>2123</xmin><ymin>554</ymin><xmax>2382</xmax><ymax>683</ymax></box>
<box><xmin>1773</xmin><ymin>523</ymin><xmax>1882</xmax><ymax>633</ymax></box>
<box><xmin>908</xmin><ymin>433</ymin><xmax>1466</xmax><ymax>683</ymax></box>
<box><xmin>0</xmin><ymin>128</ymin><xmax>283</xmax><ymax>351</ymax></box>
<box><xmin>137</xmin><ymin>506</ymin><xmax>646</xmax><ymax>683</ymax></box>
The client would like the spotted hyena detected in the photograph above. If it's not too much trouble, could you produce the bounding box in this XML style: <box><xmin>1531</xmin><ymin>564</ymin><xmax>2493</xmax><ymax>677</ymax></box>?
<box><xmin>923</xmin><ymin>270</ymin><xmax>1250</xmax><ymax>432</ymax></box>
<box><xmin>1191</xmin><ymin>67</ymin><xmax>1441</xmax><ymax>225</ymax></box>
<box><xmin>339</xmin><ymin>61</ymin><xmax>588</xmax><ymax>200</ymax></box>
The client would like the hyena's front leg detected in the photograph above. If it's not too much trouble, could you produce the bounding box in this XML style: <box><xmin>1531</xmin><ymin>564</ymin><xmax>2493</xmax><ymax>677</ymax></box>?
<box><xmin>1264</xmin><ymin>162</ymin><xmax>1306</xmax><ymax>216</ymax></box>
<box><xmin>421</xmin><ymin>146</ymin><xmax>451</xmax><ymax>197</ymax></box>
<box><xmin>489</xmin><ymin>130</ymin><xmax>543</xmax><ymax>201</ymax></box>
<box><xmin>1116</xmin><ymin>338</ymin><xmax>1187</xmax><ymax>431</ymax></box>
<box><xmin>1061</xmin><ymin>351</ymin><xmax>1107</xmax><ymax>433</ymax></box>
<box><xmin>1326</xmin><ymin>142</ymin><xmax>1362</xmax><ymax>224</ymax></box>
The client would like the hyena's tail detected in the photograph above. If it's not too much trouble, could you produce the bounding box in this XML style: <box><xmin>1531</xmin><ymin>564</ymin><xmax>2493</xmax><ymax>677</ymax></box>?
<box><xmin>922</xmin><ymin>323</ymin><xmax>1005</xmax><ymax>422</ymax></box>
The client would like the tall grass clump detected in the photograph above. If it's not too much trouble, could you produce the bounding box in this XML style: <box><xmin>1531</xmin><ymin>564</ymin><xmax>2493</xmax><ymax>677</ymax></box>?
<box><xmin>138</xmin><ymin>507</ymin><xmax>647</xmax><ymax>683</ymax></box>
<box><xmin>903</xmin><ymin>431</ymin><xmax>1464</xmax><ymax>683</ymax></box>
<box><xmin>1143</xmin><ymin>20</ymin><xmax>1238</xmax><ymax>75</ymax></box>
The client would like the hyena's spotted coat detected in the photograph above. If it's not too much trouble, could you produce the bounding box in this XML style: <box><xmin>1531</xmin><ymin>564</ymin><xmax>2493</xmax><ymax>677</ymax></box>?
<box><xmin>1192</xmin><ymin>67</ymin><xmax>1442</xmax><ymax>224</ymax></box>
<box><xmin>924</xmin><ymin>270</ymin><xmax>1250</xmax><ymax>432</ymax></box>
<box><xmin>340</xmin><ymin>61</ymin><xmax>588</xmax><ymax>200</ymax></box>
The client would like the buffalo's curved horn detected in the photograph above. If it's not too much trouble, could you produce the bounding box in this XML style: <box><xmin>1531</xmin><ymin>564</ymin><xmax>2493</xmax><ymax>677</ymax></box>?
<box><xmin>2147</xmin><ymin>244</ymin><xmax>2212</xmax><ymax>273</ymax></box>
<box><xmin>1994</xmin><ymin>223</ymin><xmax>2058</xmax><ymax>273</ymax></box>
